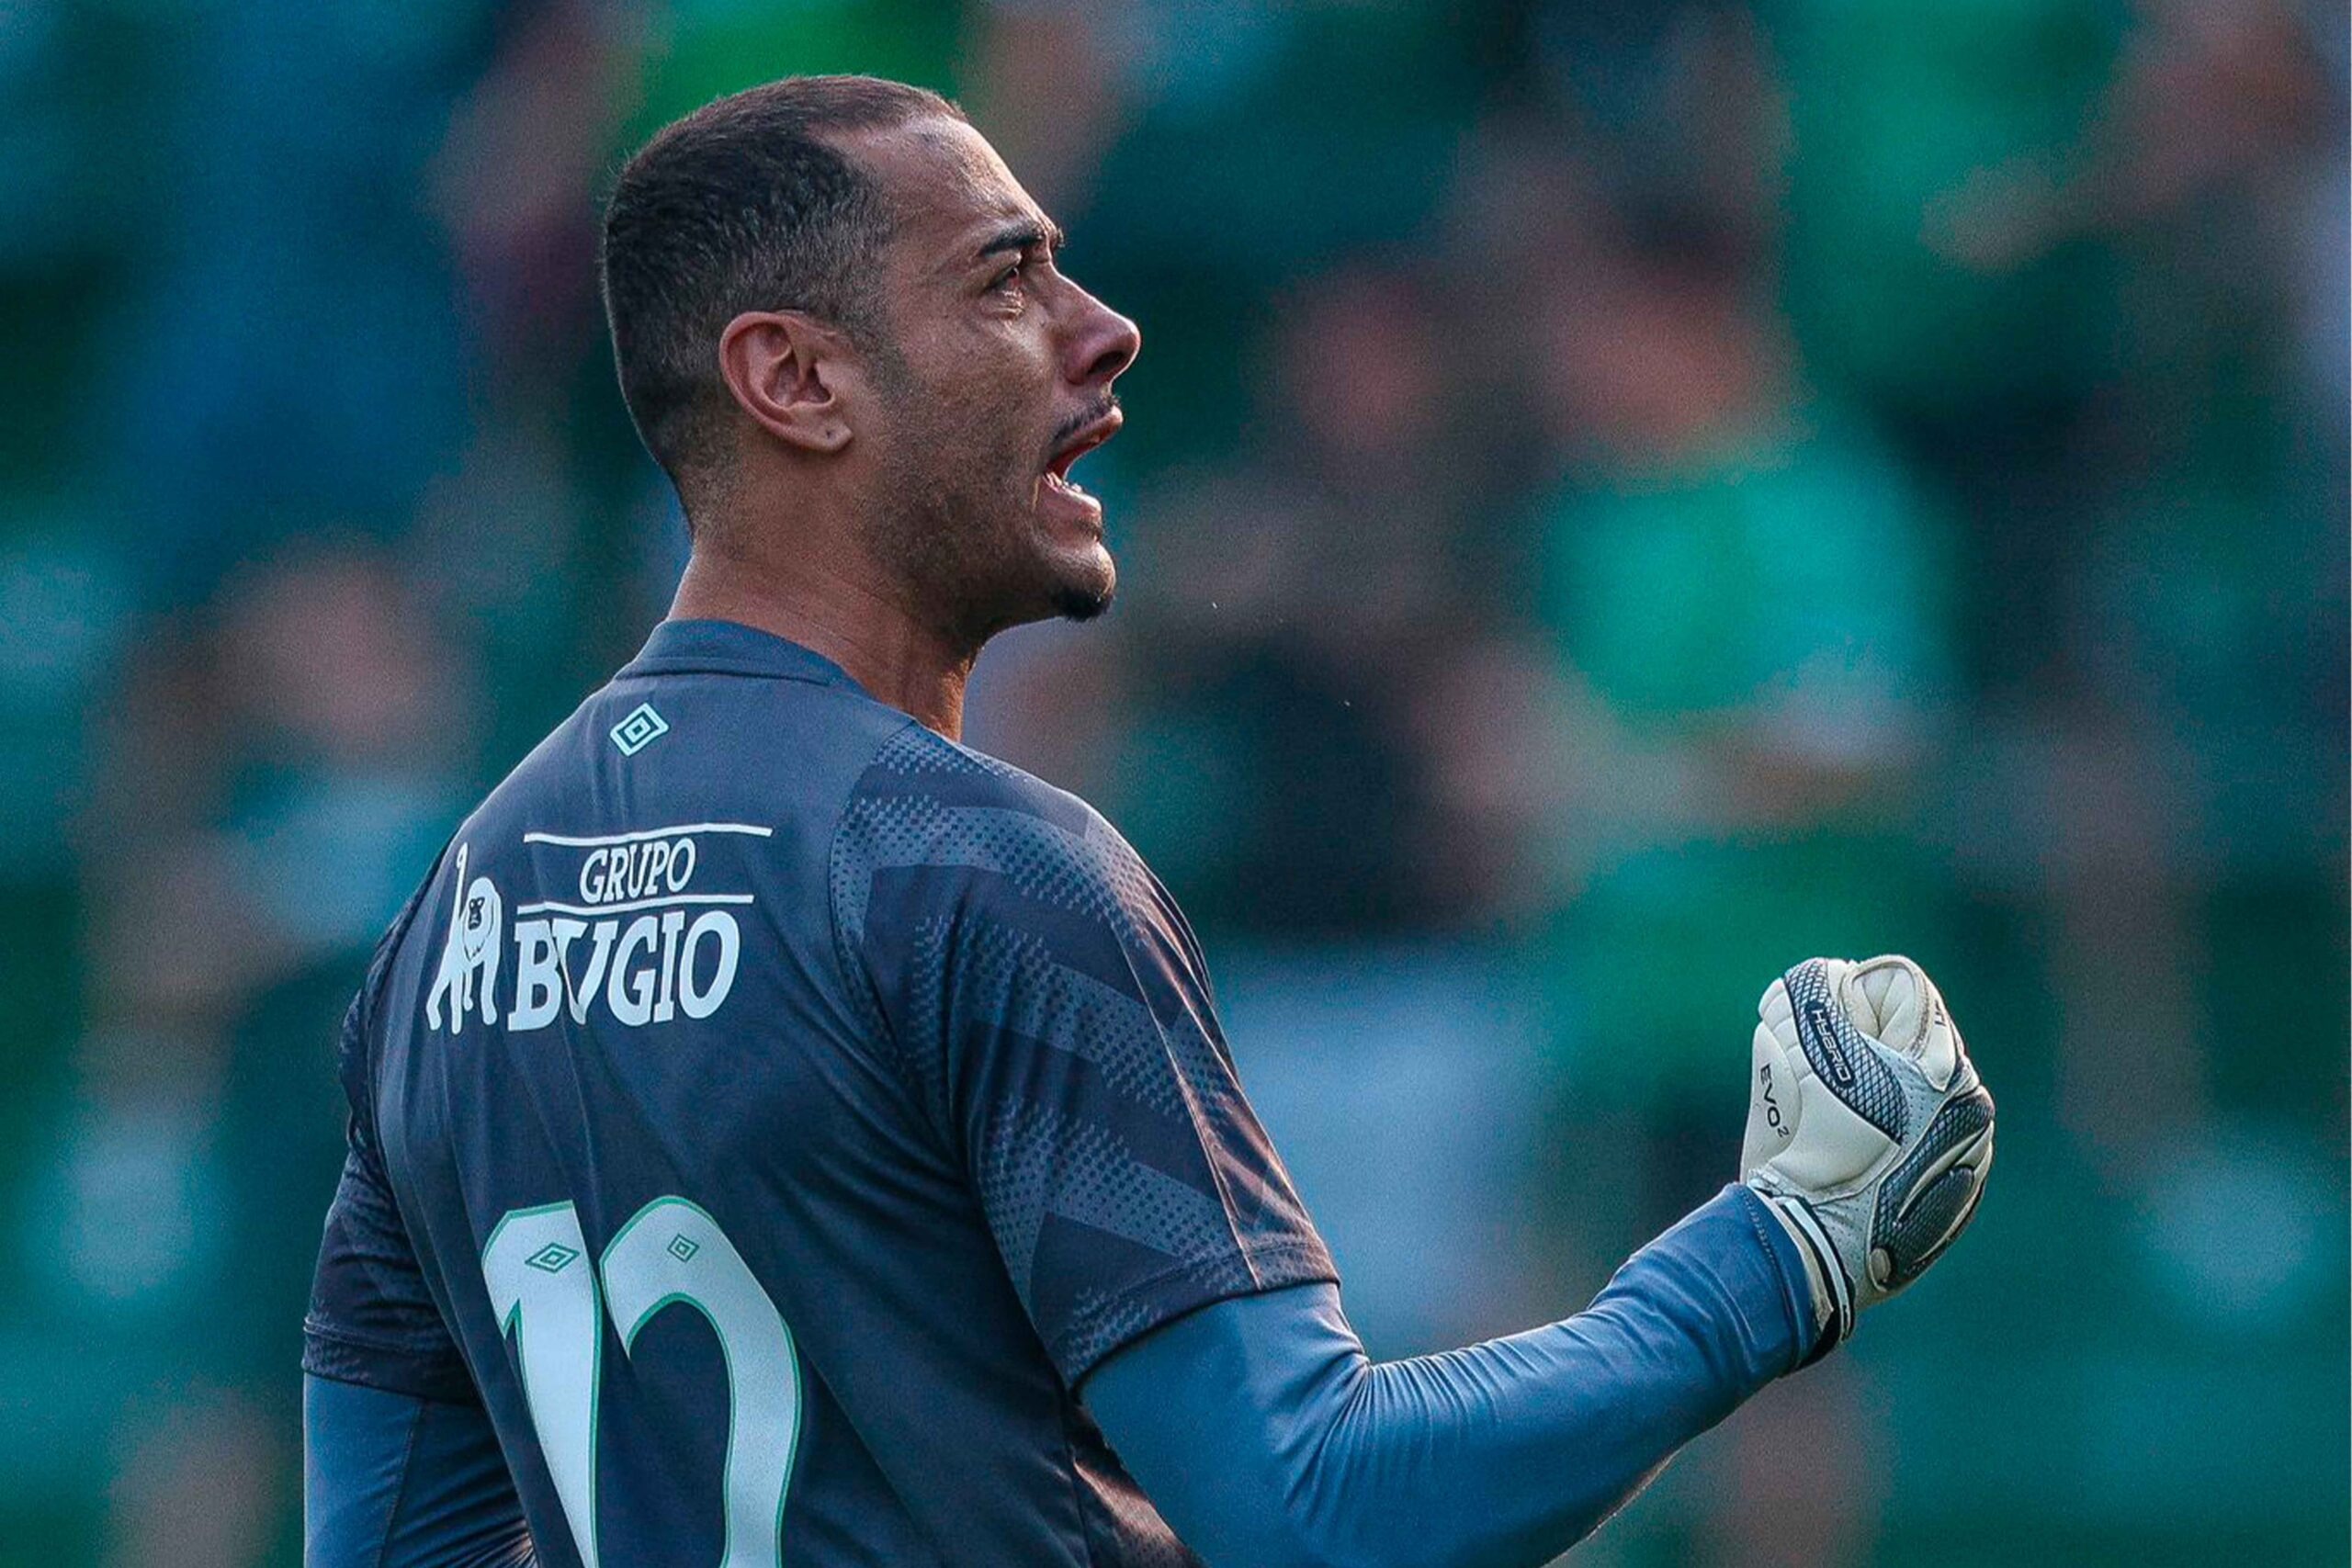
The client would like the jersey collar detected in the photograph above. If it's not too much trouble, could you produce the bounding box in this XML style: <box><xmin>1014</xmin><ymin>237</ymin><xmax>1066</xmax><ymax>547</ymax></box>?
<box><xmin>618</xmin><ymin>618</ymin><xmax>868</xmax><ymax>693</ymax></box>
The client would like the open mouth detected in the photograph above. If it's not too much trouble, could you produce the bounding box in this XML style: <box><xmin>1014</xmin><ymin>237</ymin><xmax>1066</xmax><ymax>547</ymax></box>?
<box><xmin>1042</xmin><ymin>406</ymin><xmax>1122</xmax><ymax>501</ymax></box>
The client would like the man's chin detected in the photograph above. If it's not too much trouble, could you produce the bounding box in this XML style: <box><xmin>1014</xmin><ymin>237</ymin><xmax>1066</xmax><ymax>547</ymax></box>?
<box><xmin>1044</xmin><ymin>538</ymin><xmax>1116</xmax><ymax>623</ymax></box>
<box><xmin>1052</xmin><ymin>580</ymin><xmax>1114</xmax><ymax>623</ymax></box>
<box><xmin>963</xmin><ymin>526</ymin><xmax>1115</xmax><ymax>641</ymax></box>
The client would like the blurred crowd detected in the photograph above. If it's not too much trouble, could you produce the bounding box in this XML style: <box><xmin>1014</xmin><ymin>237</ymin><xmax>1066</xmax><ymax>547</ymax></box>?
<box><xmin>3</xmin><ymin>1</ymin><xmax>2345</xmax><ymax>1563</ymax></box>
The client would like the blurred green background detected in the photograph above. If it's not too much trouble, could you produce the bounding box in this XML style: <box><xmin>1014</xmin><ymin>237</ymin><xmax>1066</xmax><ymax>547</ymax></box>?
<box><xmin>3</xmin><ymin>1</ymin><xmax>2344</xmax><ymax>1563</ymax></box>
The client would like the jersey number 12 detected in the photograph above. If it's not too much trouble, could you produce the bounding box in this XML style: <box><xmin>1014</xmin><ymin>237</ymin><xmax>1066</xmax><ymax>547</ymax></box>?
<box><xmin>482</xmin><ymin>1197</ymin><xmax>802</xmax><ymax>1568</ymax></box>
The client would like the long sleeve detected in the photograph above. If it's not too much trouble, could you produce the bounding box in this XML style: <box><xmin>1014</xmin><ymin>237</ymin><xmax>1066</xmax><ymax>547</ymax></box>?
<box><xmin>1081</xmin><ymin>1184</ymin><xmax>1818</xmax><ymax>1568</ymax></box>
<box><xmin>304</xmin><ymin>1376</ymin><xmax>535</xmax><ymax>1568</ymax></box>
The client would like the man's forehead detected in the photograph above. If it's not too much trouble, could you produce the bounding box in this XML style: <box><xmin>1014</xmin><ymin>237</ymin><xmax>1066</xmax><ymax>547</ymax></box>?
<box><xmin>850</xmin><ymin>116</ymin><xmax>1047</xmax><ymax>254</ymax></box>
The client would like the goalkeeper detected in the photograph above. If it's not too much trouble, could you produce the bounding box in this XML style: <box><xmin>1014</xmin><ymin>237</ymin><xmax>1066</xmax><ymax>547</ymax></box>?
<box><xmin>311</xmin><ymin>944</ymin><xmax>1996</xmax><ymax>1566</ymax></box>
<box><xmin>304</xmin><ymin>75</ymin><xmax>1996</xmax><ymax>1568</ymax></box>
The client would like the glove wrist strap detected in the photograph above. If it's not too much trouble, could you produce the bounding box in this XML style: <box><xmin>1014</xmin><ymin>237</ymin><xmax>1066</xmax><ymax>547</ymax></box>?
<box><xmin>1751</xmin><ymin>1185</ymin><xmax>1851</xmax><ymax>1365</ymax></box>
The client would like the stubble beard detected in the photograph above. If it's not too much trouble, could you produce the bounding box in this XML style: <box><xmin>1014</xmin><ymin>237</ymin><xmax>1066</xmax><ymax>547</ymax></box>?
<box><xmin>863</xmin><ymin>366</ymin><xmax>1115</xmax><ymax>650</ymax></box>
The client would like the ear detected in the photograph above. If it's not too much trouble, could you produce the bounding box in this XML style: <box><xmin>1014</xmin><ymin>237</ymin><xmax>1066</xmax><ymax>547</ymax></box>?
<box><xmin>716</xmin><ymin>310</ymin><xmax>855</xmax><ymax>455</ymax></box>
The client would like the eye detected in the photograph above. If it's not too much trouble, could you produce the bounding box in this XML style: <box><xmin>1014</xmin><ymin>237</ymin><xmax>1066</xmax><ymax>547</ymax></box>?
<box><xmin>989</xmin><ymin>258</ymin><xmax>1026</xmax><ymax>294</ymax></box>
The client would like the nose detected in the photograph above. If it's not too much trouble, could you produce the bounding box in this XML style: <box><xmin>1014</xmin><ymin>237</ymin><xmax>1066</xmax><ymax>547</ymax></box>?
<box><xmin>1067</xmin><ymin>287</ymin><xmax>1141</xmax><ymax>388</ymax></box>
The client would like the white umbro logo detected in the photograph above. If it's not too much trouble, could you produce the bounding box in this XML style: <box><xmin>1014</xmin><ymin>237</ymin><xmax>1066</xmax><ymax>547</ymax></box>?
<box><xmin>609</xmin><ymin>703</ymin><xmax>670</xmax><ymax>756</ymax></box>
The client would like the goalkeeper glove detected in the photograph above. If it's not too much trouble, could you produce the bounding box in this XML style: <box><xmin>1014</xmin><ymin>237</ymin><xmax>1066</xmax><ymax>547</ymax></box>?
<box><xmin>1741</xmin><ymin>955</ymin><xmax>1994</xmax><ymax>1358</ymax></box>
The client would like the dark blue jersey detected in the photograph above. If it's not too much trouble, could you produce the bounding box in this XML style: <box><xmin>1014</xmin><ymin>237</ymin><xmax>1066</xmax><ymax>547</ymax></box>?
<box><xmin>304</xmin><ymin>619</ymin><xmax>1338</xmax><ymax>1567</ymax></box>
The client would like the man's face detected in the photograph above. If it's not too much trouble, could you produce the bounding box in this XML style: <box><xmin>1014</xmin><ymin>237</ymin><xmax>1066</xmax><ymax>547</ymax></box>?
<box><xmin>843</xmin><ymin>116</ymin><xmax>1141</xmax><ymax>642</ymax></box>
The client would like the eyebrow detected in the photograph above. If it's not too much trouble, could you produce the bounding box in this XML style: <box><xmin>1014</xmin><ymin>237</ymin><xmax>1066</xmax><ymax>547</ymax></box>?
<box><xmin>976</xmin><ymin>216</ymin><xmax>1065</xmax><ymax>262</ymax></box>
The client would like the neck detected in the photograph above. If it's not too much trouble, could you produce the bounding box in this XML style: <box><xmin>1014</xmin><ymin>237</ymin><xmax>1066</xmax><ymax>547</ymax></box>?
<box><xmin>668</xmin><ymin>535</ymin><xmax>976</xmax><ymax>740</ymax></box>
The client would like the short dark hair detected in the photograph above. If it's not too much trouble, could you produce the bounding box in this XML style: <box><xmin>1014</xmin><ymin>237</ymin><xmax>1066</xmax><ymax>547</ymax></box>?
<box><xmin>599</xmin><ymin>75</ymin><xmax>962</xmax><ymax>491</ymax></box>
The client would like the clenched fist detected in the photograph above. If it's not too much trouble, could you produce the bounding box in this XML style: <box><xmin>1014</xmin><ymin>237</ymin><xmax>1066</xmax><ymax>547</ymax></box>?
<box><xmin>1743</xmin><ymin>956</ymin><xmax>1995</xmax><ymax>1354</ymax></box>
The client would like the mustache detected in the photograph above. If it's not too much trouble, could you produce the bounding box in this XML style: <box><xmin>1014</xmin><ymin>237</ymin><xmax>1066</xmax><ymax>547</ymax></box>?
<box><xmin>1047</xmin><ymin>393</ymin><xmax>1121</xmax><ymax>455</ymax></box>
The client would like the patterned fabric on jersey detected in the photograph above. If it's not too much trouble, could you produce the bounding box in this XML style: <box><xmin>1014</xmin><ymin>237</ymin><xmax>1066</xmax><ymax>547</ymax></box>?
<box><xmin>832</xmin><ymin>725</ymin><xmax>1334</xmax><ymax>1383</ymax></box>
<box><xmin>301</xmin><ymin>618</ymin><xmax>1336</xmax><ymax>1568</ymax></box>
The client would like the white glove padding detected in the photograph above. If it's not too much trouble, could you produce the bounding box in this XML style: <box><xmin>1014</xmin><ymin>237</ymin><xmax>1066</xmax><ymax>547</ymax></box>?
<box><xmin>1741</xmin><ymin>955</ymin><xmax>1994</xmax><ymax>1355</ymax></box>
